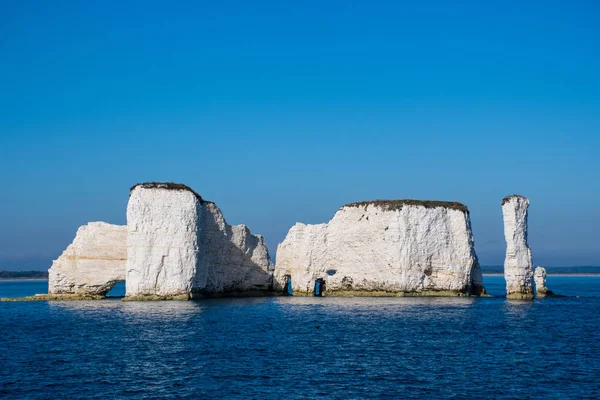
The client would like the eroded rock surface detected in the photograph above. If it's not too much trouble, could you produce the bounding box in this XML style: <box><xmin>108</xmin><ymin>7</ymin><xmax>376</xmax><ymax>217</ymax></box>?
<box><xmin>275</xmin><ymin>200</ymin><xmax>484</xmax><ymax>296</ymax></box>
<box><xmin>199</xmin><ymin>202</ymin><xmax>274</xmax><ymax>295</ymax></box>
<box><xmin>125</xmin><ymin>183</ymin><xmax>274</xmax><ymax>299</ymax></box>
<box><xmin>502</xmin><ymin>195</ymin><xmax>535</xmax><ymax>300</ymax></box>
<box><xmin>534</xmin><ymin>266</ymin><xmax>548</xmax><ymax>297</ymax></box>
<box><xmin>125</xmin><ymin>183</ymin><xmax>203</xmax><ymax>298</ymax></box>
<box><xmin>48</xmin><ymin>222</ymin><xmax>126</xmax><ymax>295</ymax></box>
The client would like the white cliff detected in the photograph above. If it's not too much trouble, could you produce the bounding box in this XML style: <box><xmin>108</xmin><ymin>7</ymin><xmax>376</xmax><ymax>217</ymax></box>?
<box><xmin>275</xmin><ymin>200</ymin><xmax>484</xmax><ymax>296</ymax></box>
<box><xmin>48</xmin><ymin>222</ymin><xmax>126</xmax><ymax>295</ymax></box>
<box><xmin>534</xmin><ymin>266</ymin><xmax>548</xmax><ymax>297</ymax></box>
<box><xmin>502</xmin><ymin>195</ymin><xmax>534</xmax><ymax>300</ymax></box>
<box><xmin>125</xmin><ymin>183</ymin><xmax>274</xmax><ymax>299</ymax></box>
<box><xmin>126</xmin><ymin>183</ymin><xmax>203</xmax><ymax>299</ymax></box>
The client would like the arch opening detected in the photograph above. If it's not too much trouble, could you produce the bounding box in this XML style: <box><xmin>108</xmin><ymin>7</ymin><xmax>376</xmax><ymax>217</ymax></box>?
<box><xmin>283</xmin><ymin>275</ymin><xmax>293</xmax><ymax>296</ymax></box>
<box><xmin>314</xmin><ymin>278</ymin><xmax>325</xmax><ymax>297</ymax></box>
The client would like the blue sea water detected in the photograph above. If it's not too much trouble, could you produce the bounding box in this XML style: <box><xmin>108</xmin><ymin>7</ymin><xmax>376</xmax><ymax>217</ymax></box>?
<box><xmin>1</xmin><ymin>276</ymin><xmax>599</xmax><ymax>399</ymax></box>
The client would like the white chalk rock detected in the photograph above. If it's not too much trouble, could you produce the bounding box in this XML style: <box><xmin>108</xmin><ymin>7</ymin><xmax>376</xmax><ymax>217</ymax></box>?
<box><xmin>125</xmin><ymin>183</ymin><xmax>203</xmax><ymax>298</ymax></box>
<box><xmin>48</xmin><ymin>222</ymin><xmax>126</xmax><ymax>295</ymax></box>
<box><xmin>275</xmin><ymin>200</ymin><xmax>484</xmax><ymax>296</ymax></box>
<box><xmin>534</xmin><ymin>266</ymin><xmax>547</xmax><ymax>297</ymax></box>
<box><xmin>198</xmin><ymin>202</ymin><xmax>274</xmax><ymax>294</ymax></box>
<box><xmin>502</xmin><ymin>195</ymin><xmax>534</xmax><ymax>300</ymax></box>
<box><xmin>125</xmin><ymin>183</ymin><xmax>274</xmax><ymax>298</ymax></box>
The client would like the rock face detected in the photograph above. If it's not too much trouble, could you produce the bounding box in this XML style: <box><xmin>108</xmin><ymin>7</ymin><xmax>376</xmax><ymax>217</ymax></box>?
<box><xmin>502</xmin><ymin>195</ymin><xmax>535</xmax><ymax>300</ymax></box>
<box><xmin>48</xmin><ymin>222</ymin><xmax>126</xmax><ymax>295</ymax></box>
<box><xmin>275</xmin><ymin>200</ymin><xmax>484</xmax><ymax>296</ymax></box>
<box><xmin>199</xmin><ymin>202</ymin><xmax>274</xmax><ymax>295</ymax></box>
<box><xmin>126</xmin><ymin>183</ymin><xmax>274</xmax><ymax>299</ymax></box>
<box><xmin>534</xmin><ymin>266</ymin><xmax>548</xmax><ymax>297</ymax></box>
<box><xmin>126</xmin><ymin>183</ymin><xmax>204</xmax><ymax>298</ymax></box>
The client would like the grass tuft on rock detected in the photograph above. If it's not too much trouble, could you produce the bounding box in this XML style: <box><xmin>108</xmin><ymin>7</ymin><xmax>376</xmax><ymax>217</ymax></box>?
<box><xmin>130</xmin><ymin>182</ymin><xmax>207</xmax><ymax>202</ymax></box>
<box><xmin>502</xmin><ymin>194</ymin><xmax>528</xmax><ymax>205</ymax></box>
<box><xmin>342</xmin><ymin>199</ymin><xmax>469</xmax><ymax>213</ymax></box>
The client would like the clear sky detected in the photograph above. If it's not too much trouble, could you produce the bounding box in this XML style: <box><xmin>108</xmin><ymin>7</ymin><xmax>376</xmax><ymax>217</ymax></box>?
<box><xmin>1</xmin><ymin>0</ymin><xmax>599</xmax><ymax>269</ymax></box>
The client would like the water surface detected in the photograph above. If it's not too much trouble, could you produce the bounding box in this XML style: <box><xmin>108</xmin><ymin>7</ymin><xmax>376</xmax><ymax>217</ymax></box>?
<box><xmin>1</xmin><ymin>276</ymin><xmax>599</xmax><ymax>399</ymax></box>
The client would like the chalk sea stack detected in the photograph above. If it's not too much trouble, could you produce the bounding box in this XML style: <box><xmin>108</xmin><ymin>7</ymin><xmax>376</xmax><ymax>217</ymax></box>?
<box><xmin>534</xmin><ymin>266</ymin><xmax>548</xmax><ymax>297</ymax></box>
<box><xmin>125</xmin><ymin>183</ymin><xmax>203</xmax><ymax>299</ymax></box>
<box><xmin>502</xmin><ymin>195</ymin><xmax>535</xmax><ymax>300</ymax></box>
<box><xmin>125</xmin><ymin>183</ymin><xmax>274</xmax><ymax>300</ymax></box>
<box><xmin>48</xmin><ymin>222</ymin><xmax>126</xmax><ymax>296</ymax></box>
<box><xmin>275</xmin><ymin>199</ymin><xmax>484</xmax><ymax>296</ymax></box>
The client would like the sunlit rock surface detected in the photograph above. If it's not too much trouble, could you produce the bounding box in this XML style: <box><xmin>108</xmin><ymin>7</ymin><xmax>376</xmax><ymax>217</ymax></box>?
<box><xmin>502</xmin><ymin>195</ymin><xmax>535</xmax><ymax>300</ymax></box>
<box><xmin>125</xmin><ymin>183</ymin><xmax>274</xmax><ymax>299</ymax></box>
<box><xmin>48</xmin><ymin>222</ymin><xmax>126</xmax><ymax>295</ymax></box>
<box><xmin>535</xmin><ymin>266</ymin><xmax>548</xmax><ymax>297</ymax></box>
<box><xmin>125</xmin><ymin>183</ymin><xmax>203</xmax><ymax>298</ymax></box>
<box><xmin>275</xmin><ymin>200</ymin><xmax>484</xmax><ymax>296</ymax></box>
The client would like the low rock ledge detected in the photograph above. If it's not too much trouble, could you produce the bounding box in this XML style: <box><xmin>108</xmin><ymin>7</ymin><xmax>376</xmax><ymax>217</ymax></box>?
<box><xmin>1</xmin><ymin>294</ymin><xmax>105</xmax><ymax>302</ymax></box>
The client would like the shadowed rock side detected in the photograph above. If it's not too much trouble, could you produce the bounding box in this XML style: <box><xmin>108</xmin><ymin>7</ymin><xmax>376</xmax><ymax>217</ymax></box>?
<box><xmin>195</xmin><ymin>202</ymin><xmax>274</xmax><ymax>296</ymax></box>
<box><xmin>502</xmin><ymin>195</ymin><xmax>535</xmax><ymax>300</ymax></box>
<box><xmin>125</xmin><ymin>183</ymin><xmax>274</xmax><ymax>299</ymax></box>
<box><xmin>48</xmin><ymin>222</ymin><xmax>126</xmax><ymax>295</ymax></box>
<box><xmin>275</xmin><ymin>200</ymin><xmax>484</xmax><ymax>296</ymax></box>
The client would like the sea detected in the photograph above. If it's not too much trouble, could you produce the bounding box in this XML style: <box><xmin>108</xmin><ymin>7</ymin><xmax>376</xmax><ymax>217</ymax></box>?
<box><xmin>1</xmin><ymin>276</ymin><xmax>599</xmax><ymax>399</ymax></box>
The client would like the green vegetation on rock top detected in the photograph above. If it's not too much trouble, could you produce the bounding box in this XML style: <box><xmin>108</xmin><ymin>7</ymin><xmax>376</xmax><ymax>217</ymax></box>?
<box><xmin>130</xmin><ymin>182</ymin><xmax>206</xmax><ymax>202</ymax></box>
<box><xmin>501</xmin><ymin>194</ymin><xmax>527</xmax><ymax>205</ymax></box>
<box><xmin>342</xmin><ymin>199</ymin><xmax>468</xmax><ymax>213</ymax></box>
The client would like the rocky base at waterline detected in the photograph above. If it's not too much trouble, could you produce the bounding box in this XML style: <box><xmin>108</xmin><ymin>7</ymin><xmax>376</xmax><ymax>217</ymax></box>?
<box><xmin>122</xmin><ymin>290</ymin><xmax>282</xmax><ymax>301</ymax></box>
<box><xmin>505</xmin><ymin>293</ymin><xmax>534</xmax><ymax>300</ymax></box>
<box><xmin>284</xmin><ymin>290</ymin><xmax>480</xmax><ymax>297</ymax></box>
<box><xmin>1</xmin><ymin>294</ymin><xmax>106</xmax><ymax>302</ymax></box>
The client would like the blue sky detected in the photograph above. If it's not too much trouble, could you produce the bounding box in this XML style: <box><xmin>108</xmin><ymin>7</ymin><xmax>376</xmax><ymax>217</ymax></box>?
<box><xmin>1</xmin><ymin>0</ymin><xmax>599</xmax><ymax>269</ymax></box>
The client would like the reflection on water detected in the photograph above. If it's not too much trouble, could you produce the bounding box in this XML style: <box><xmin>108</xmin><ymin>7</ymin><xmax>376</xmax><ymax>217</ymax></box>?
<box><xmin>275</xmin><ymin>295</ymin><xmax>476</xmax><ymax>307</ymax></box>
<box><xmin>49</xmin><ymin>298</ymin><xmax>205</xmax><ymax>319</ymax></box>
